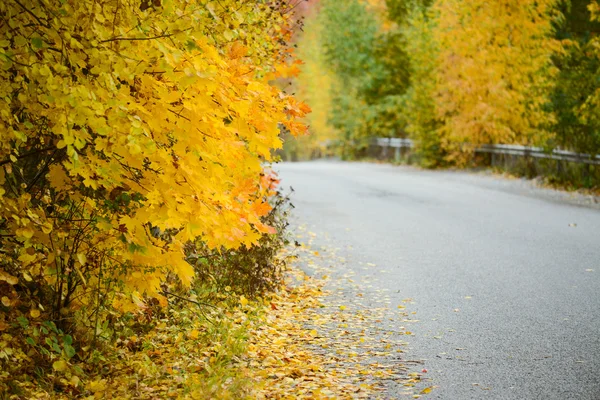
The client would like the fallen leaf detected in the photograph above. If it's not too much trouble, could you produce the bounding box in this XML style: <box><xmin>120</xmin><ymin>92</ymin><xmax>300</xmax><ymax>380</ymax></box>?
<box><xmin>0</xmin><ymin>269</ymin><xmax>18</xmax><ymax>285</ymax></box>
<box><xmin>53</xmin><ymin>360</ymin><xmax>68</xmax><ymax>372</ymax></box>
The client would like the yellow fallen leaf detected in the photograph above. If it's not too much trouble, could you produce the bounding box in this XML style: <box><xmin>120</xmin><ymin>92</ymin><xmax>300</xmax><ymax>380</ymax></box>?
<box><xmin>86</xmin><ymin>379</ymin><xmax>107</xmax><ymax>393</ymax></box>
<box><xmin>339</xmin><ymin>305</ymin><xmax>346</xmax><ymax>311</ymax></box>
<box><xmin>41</xmin><ymin>221</ymin><xmax>53</xmax><ymax>234</ymax></box>
<box><xmin>30</xmin><ymin>308</ymin><xmax>40</xmax><ymax>318</ymax></box>
<box><xmin>189</xmin><ymin>329</ymin><xmax>199</xmax><ymax>340</ymax></box>
<box><xmin>53</xmin><ymin>360</ymin><xmax>68</xmax><ymax>372</ymax></box>
<box><xmin>421</xmin><ymin>387</ymin><xmax>433</xmax><ymax>394</ymax></box>
<box><xmin>0</xmin><ymin>270</ymin><xmax>18</xmax><ymax>285</ymax></box>
<box><xmin>240</xmin><ymin>295</ymin><xmax>248</xmax><ymax>307</ymax></box>
<box><xmin>16</xmin><ymin>228</ymin><xmax>34</xmax><ymax>239</ymax></box>
<box><xmin>309</xmin><ymin>329</ymin><xmax>318</xmax><ymax>337</ymax></box>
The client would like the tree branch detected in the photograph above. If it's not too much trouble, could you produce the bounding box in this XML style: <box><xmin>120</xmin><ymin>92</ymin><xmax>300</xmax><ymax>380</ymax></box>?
<box><xmin>0</xmin><ymin>146</ymin><xmax>56</xmax><ymax>167</ymax></box>
<box><xmin>100</xmin><ymin>27</ymin><xmax>193</xmax><ymax>43</ymax></box>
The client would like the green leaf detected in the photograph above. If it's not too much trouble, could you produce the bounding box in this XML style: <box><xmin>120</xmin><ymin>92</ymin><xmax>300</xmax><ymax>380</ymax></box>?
<box><xmin>73</xmin><ymin>365</ymin><xmax>84</xmax><ymax>375</ymax></box>
<box><xmin>17</xmin><ymin>316</ymin><xmax>29</xmax><ymax>328</ymax></box>
<box><xmin>52</xmin><ymin>342</ymin><xmax>62</xmax><ymax>354</ymax></box>
<box><xmin>31</xmin><ymin>37</ymin><xmax>43</xmax><ymax>49</ymax></box>
<box><xmin>185</xmin><ymin>40</ymin><xmax>199</xmax><ymax>51</ymax></box>
<box><xmin>26</xmin><ymin>337</ymin><xmax>36</xmax><ymax>346</ymax></box>
<box><xmin>64</xmin><ymin>344</ymin><xmax>76</xmax><ymax>359</ymax></box>
<box><xmin>63</xmin><ymin>334</ymin><xmax>73</xmax><ymax>345</ymax></box>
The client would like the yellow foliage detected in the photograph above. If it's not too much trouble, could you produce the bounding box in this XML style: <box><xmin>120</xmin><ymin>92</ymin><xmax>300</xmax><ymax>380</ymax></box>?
<box><xmin>293</xmin><ymin>11</ymin><xmax>339</xmax><ymax>159</ymax></box>
<box><xmin>0</xmin><ymin>0</ymin><xmax>308</xmax><ymax>314</ymax></box>
<box><xmin>433</xmin><ymin>0</ymin><xmax>562</xmax><ymax>160</ymax></box>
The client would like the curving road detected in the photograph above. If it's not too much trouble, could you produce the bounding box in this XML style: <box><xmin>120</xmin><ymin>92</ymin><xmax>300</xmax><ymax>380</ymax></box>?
<box><xmin>277</xmin><ymin>161</ymin><xmax>600</xmax><ymax>399</ymax></box>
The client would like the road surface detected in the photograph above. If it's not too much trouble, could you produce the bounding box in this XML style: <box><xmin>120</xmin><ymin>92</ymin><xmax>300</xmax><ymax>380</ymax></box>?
<box><xmin>277</xmin><ymin>161</ymin><xmax>600</xmax><ymax>399</ymax></box>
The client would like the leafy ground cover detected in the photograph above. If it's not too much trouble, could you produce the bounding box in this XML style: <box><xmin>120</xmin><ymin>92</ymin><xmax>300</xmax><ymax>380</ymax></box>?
<box><xmin>271</xmin><ymin>226</ymin><xmax>435</xmax><ymax>399</ymax></box>
<box><xmin>2</xmin><ymin>225</ymin><xmax>438</xmax><ymax>399</ymax></box>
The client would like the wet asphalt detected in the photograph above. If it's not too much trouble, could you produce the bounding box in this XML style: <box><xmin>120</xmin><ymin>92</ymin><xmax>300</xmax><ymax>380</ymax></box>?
<box><xmin>277</xmin><ymin>161</ymin><xmax>600</xmax><ymax>400</ymax></box>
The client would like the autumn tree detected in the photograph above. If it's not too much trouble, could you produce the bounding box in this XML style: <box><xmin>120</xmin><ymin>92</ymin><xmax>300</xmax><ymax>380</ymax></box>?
<box><xmin>294</xmin><ymin>0</ymin><xmax>411</xmax><ymax>159</ymax></box>
<box><xmin>0</xmin><ymin>0</ymin><xmax>308</xmax><ymax>377</ymax></box>
<box><xmin>433</xmin><ymin>0</ymin><xmax>561</xmax><ymax>163</ymax></box>
<box><xmin>400</xmin><ymin>1</ymin><xmax>445</xmax><ymax>166</ymax></box>
<box><xmin>318</xmin><ymin>0</ymin><xmax>381</xmax><ymax>158</ymax></box>
<box><xmin>292</xmin><ymin>7</ymin><xmax>339</xmax><ymax>160</ymax></box>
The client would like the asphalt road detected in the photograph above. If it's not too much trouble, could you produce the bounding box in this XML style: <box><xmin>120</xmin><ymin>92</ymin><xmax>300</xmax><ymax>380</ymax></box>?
<box><xmin>276</xmin><ymin>161</ymin><xmax>600</xmax><ymax>400</ymax></box>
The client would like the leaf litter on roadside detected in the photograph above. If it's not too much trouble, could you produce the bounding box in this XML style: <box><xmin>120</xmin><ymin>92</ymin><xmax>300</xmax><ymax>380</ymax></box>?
<box><xmin>247</xmin><ymin>226</ymin><xmax>434</xmax><ymax>398</ymax></box>
<box><xmin>11</xmin><ymin>229</ymin><xmax>432</xmax><ymax>399</ymax></box>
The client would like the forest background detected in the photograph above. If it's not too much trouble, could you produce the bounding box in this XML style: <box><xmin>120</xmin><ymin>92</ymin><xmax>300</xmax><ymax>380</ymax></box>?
<box><xmin>292</xmin><ymin>0</ymin><xmax>600</xmax><ymax>187</ymax></box>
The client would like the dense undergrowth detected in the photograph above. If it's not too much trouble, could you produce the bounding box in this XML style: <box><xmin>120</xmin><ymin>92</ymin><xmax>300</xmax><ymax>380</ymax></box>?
<box><xmin>1</xmin><ymin>190</ymin><xmax>295</xmax><ymax>398</ymax></box>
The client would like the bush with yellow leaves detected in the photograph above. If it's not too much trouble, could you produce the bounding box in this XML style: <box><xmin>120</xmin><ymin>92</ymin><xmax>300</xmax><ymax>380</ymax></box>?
<box><xmin>0</xmin><ymin>0</ymin><xmax>308</xmax><ymax>395</ymax></box>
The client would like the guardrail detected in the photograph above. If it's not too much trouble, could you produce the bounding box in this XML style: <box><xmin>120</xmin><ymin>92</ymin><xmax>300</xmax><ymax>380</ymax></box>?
<box><xmin>373</xmin><ymin>138</ymin><xmax>600</xmax><ymax>165</ymax></box>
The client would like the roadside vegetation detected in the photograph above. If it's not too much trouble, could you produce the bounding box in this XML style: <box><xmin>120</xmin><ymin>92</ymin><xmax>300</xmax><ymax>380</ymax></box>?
<box><xmin>0</xmin><ymin>0</ymin><xmax>317</xmax><ymax>397</ymax></box>
<box><xmin>292</xmin><ymin>0</ymin><xmax>600</xmax><ymax>188</ymax></box>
